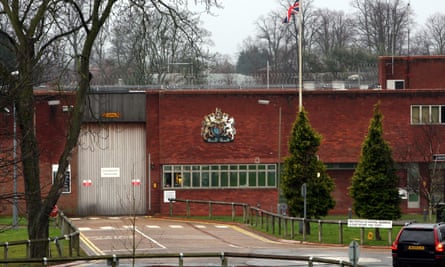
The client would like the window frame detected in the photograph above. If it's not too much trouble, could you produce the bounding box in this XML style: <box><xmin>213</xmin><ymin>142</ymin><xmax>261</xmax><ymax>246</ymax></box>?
<box><xmin>162</xmin><ymin>164</ymin><xmax>277</xmax><ymax>189</ymax></box>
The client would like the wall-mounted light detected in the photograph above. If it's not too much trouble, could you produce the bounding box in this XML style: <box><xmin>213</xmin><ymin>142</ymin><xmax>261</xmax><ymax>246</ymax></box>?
<box><xmin>101</xmin><ymin>112</ymin><xmax>121</xmax><ymax>118</ymax></box>
<box><xmin>150</xmin><ymin>162</ymin><xmax>155</xmax><ymax>170</ymax></box>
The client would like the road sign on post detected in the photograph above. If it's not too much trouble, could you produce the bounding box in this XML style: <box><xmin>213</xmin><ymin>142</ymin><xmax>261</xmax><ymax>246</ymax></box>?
<box><xmin>348</xmin><ymin>240</ymin><xmax>360</xmax><ymax>267</ymax></box>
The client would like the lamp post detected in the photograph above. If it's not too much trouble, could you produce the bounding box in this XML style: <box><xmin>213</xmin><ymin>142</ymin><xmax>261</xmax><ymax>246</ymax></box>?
<box><xmin>12</xmin><ymin>102</ymin><xmax>18</xmax><ymax>229</ymax></box>
<box><xmin>258</xmin><ymin>99</ymin><xmax>282</xmax><ymax>211</ymax></box>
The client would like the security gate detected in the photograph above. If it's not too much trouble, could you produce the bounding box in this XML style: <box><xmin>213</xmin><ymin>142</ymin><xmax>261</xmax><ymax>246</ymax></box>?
<box><xmin>77</xmin><ymin>123</ymin><xmax>146</xmax><ymax>216</ymax></box>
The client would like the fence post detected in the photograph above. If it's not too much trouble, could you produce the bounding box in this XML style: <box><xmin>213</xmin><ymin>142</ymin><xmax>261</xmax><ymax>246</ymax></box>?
<box><xmin>4</xmin><ymin>242</ymin><xmax>8</xmax><ymax>261</ymax></box>
<box><xmin>54</xmin><ymin>238</ymin><xmax>62</xmax><ymax>257</ymax></box>
<box><xmin>169</xmin><ymin>199</ymin><xmax>173</xmax><ymax>216</ymax></box>
<box><xmin>48</xmin><ymin>238</ymin><xmax>52</xmax><ymax>257</ymax></box>
<box><xmin>220</xmin><ymin>252</ymin><xmax>227</xmax><ymax>267</ymax></box>
<box><xmin>27</xmin><ymin>240</ymin><xmax>31</xmax><ymax>258</ymax></box>
<box><xmin>338</xmin><ymin>220</ymin><xmax>343</xmax><ymax>245</ymax></box>
<box><xmin>318</xmin><ymin>220</ymin><xmax>323</xmax><ymax>242</ymax></box>
<box><xmin>308</xmin><ymin>256</ymin><xmax>313</xmax><ymax>267</ymax></box>
<box><xmin>291</xmin><ymin>218</ymin><xmax>295</xmax><ymax>239</ymax></box>
<box><xmin>303</xmin><ymin>218</ymin><xmax>306</xmax><ymax>241</ymax></box>
<box><xmin>388</xmin><ymin>228</ymin><xmax>393</xmax><ymax>246</ymax></box>
<box><xmin>360</xmin><ymin>228</ymin><xmax>364</xmax><ymax>245</ymax></box>
<box><xmin>179</xmin><ymin>253</ymin><xmax>184</xmax><ymax>267</ymax></box>
<box><xmin>75</xmin><ymin>233</ymin><xmax>81</xmax><ymax>256</ymax></box>
<box><xmin>284</xmin><ymin>217</ymin><xmax>288</xmax><ymax>237</ymax></box>
<box><xmin>65</xmin><ymin>234</ymin><xmax>72</xmax><ymax>257</ymax></box>
<box><xmin>186</xmin><ymin>200</ymin><xmax>191</xmax><ymax>217</ymax></box>
<box><xmin>272</xmin><ymin>215</ymin><xmax>275</xmax><ymax>234</ymax></box>
<box><xmin>231</xmin><ymin>203</ymin><xmax>235</xmax><ymax>221</ymax></box>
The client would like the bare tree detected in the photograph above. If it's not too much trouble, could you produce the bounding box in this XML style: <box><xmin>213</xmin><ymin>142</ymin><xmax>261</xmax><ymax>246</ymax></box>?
<box><xmin>424</xmin><ymin>13</ymin><xmax>445</xmax><ymax>55</ymax></box>
<box><xmin>0</xmin><ymin>0</ymin><xmax>220</xmax><ymax>258</ymax></box>
<box><xmin>394</xmin><ymin>124</ymin><xmax>445</xmax><ymax>221</ymax></box>
<box><xmin>107</xmin><ymin>2</ymin><xmax>212</xmax><ymax>85</ymax></box>
<box><xmin>352</xmin><ymin>0</ymin><xmax>411</xmax><ymax>55</ymax></box>
<box><xmin>312</xmin><ymin>9</ymin><xmax>355</xmax><ymax>56</ymax></box>
<box><xmin>256</xmin><ymin>11</ymin><xmax>287</xmax><ymax>72</ymax></box>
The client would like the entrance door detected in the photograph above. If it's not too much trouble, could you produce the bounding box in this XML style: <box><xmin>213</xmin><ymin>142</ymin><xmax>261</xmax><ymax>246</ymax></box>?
<box><xmin>77</xmin><ymin>123</ymin><xmax>146</xmax><ymax>216</ymax></box>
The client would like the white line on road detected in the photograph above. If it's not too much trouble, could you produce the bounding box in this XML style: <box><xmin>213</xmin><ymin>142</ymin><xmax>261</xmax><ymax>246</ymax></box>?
<box><xmin>135</xmin><ymin>227</ymin><xmax>167</xmax><ymax>249</ymax></box>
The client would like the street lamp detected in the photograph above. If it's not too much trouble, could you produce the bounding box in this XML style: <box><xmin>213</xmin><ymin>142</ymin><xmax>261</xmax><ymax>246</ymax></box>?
<box><xmin>258</xmin><ymin>99</ymin><xmax>282</xmax><ymax>212</ymax></box>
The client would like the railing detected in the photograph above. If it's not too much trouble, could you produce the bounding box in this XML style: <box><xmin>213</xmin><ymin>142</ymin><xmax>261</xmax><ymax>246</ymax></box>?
<box><xmin>169</xmin><ymin>198</ymin><xmax>410</xmax><ymax>246</ymax></box>
<box><xmin>0</xmin><ymin>251</ymin><xmax>365</xmax><ymax>267</ymax></box>
<box><xmin>0</xmin><ymin>210</ymin><xmax>80</xmax><ymax>262</ymax></box>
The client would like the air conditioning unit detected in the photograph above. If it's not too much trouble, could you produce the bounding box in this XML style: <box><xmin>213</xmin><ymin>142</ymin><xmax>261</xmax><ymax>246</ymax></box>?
<box><xmin>387</xmin><ymin>79</ymin><xmax>405</xmax><ymax>89</ymax></box>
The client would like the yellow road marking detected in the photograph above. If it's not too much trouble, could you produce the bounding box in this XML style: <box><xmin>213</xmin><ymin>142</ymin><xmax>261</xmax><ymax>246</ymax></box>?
<box><xmin>229</xmin><ymin>225</ymin><xmax>279</xmax><ymax>244</ymax></box>
<box><xmin>80</xmin><ymin>232</ymin><xmax>104</xmax><ymax>255</ymax></box>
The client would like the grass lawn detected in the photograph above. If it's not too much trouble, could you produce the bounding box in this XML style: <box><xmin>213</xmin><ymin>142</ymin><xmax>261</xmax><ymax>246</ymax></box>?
<box><xmin>0</xmin><ymin>216</ymin><xmax>73</xmax><ymax>260</ymax></box>
<box><xmin>175</xmin><ymin>213</ymin><xmax>427</xmax><ymax>247</ymax></box>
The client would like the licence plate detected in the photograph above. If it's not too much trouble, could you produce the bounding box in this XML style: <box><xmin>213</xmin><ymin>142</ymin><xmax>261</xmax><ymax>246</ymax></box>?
<box><xmin>408</xmin><ymin>245</ymin><xmax>425</xmax><ymax>250</ymax></box>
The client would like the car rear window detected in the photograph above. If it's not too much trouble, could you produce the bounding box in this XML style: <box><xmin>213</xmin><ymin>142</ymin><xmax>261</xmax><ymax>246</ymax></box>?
<box><xmin>399</xmin><ymin>229</ymin><xmax>435</xmax><ymax>245</ymax></box>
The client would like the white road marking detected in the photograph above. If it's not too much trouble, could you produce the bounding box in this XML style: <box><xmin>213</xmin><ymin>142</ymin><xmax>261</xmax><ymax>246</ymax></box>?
<box><xmin>146</xmin><ymin>225</ymin><xmax>161</xmax><ymax>229</ymax></box>
<box><xmin>135</xmin><ymin>228</ymin><xmax>167</xmax><ymax>249</ymax></box>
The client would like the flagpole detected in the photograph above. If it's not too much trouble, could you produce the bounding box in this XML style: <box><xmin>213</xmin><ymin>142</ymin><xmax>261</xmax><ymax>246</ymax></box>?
<box><xmin>298</xmin><ymin>0</ymin><xmax>303</xmax><ymax>112</ymax></box>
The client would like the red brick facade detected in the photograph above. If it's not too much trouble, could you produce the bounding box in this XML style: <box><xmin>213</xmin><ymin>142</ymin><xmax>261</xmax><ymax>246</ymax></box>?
<box><xmin>379</xmin><ymin>56</ymin><xmax>445</xmax><ymax>89</ymax></box>
<box><xmin>2</xmin><ymin>57</ymin><xmax>445</xmax><ymax>217</ymax></box>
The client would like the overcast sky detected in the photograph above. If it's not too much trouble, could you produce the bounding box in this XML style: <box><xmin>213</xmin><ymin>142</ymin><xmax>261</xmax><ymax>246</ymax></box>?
<box><xmin>194</xmin><ymin>0</ymin><xmax>445</xmax><ymax>60</ymax></box>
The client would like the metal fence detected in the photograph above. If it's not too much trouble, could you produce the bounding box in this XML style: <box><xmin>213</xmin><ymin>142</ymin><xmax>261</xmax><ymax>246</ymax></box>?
<box><xmin>0</xmin><ymin>210</ymin><xmax>80</xmax><ymax>262</ymax></box>
<box><xmin>168</xmin><ymin>198</ymin><xmax>410</xmax><ymax>246</ymax></box>
<box><xmin>0</xmin><ymin>251</ymin><xmax>365</xmax><ymax>267</ymax></box>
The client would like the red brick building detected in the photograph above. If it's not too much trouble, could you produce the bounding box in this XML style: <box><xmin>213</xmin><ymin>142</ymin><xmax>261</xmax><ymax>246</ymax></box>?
<box><xmin>2</xmin><ymin>56</ymin><xmax>445</xmax><ymax>217</ymax></box>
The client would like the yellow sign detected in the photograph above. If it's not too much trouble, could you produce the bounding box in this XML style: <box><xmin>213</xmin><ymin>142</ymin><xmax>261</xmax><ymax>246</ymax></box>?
<box><xmin>367</xmin><ymin>231</ymin><xmax>373</xmax><ymax>240</ymax></box>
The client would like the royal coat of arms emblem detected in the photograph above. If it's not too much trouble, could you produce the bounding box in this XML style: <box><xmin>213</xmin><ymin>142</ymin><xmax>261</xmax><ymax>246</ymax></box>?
<box><xmin>201</xmin><ymin>108</ymin><xmax>236</xmax><ymax>142</ymax></box>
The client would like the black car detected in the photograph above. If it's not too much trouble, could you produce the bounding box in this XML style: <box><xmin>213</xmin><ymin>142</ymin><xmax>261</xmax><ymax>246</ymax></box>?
<box><xmin>392</xmin><ymin>223</ymin><xmax>445</xmax><ymax>267</ymax></box>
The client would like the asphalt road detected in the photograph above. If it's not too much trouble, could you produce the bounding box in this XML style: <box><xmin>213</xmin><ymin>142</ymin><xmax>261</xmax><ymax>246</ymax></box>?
<box><xmin>68</xmin><ymin>216</ymin><xmax>392</xmax><ymax>266</ymax></box>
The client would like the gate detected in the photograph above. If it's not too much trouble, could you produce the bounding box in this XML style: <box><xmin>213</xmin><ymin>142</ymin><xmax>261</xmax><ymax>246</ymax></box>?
<box><xmin>77</xmin><ymin>123</ymin><xmax>146</xmax><ymax>216</ymax></box>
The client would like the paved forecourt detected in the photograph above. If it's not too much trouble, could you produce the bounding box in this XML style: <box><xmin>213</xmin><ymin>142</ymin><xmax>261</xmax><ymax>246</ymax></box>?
<box><xmin>70</xmin><ymin>216</ymin><xmax>391</xmax><ymax>266</ymax></box>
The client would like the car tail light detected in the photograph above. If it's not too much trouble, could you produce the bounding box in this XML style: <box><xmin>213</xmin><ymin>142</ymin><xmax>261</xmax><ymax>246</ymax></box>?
<box><xmin>392</xmin><ymin>240</ymin><xmax>398</xmax><ymax>251</ymax></box>
<box><xmin>436</xmin><ymin>242</ymin><xmax>444</xmax><ymax>253</ymax></box>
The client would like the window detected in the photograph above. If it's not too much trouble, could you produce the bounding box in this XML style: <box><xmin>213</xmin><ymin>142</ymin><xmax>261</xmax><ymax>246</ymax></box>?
<box><xmin>411</xmin><ymin>105</ymin><xmax>445</xmax><ymax>124</ymax></box>
<box><xmin>162</xmin><ymin>164</ymin><xmax>277</xmax><ymax>189</ymax></box>
<box><xmin>52</xmin><ymin>164</ymin><xmax>71</xmax><ymax>194</ymax></box>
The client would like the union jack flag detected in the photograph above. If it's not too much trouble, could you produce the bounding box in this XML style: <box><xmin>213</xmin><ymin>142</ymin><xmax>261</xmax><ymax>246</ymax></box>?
<box><xmin>283</xmin><ymin>0</ymin><xmax>300</xmax><ymax>23</ymax></box>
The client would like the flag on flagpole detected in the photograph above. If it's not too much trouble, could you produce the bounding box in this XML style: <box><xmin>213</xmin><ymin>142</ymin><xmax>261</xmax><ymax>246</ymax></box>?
<box><xmin>283</xmin><ymin>0</ymin><xmax>300</xmax><ymax>23</ymax></box>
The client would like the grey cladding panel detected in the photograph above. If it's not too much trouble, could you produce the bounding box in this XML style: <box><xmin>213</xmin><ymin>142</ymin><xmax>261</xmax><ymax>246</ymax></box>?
<box><xmin>83</xmin><ymin>93</ymin><xmax>146</xmax><ymax>122</ymax></box>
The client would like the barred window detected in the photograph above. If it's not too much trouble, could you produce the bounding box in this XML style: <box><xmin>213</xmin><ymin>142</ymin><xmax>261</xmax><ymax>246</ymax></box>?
<box><xmin>163</xmin><ymin>164</ymin><xmax>277</xmax><ymax>189</ymax></box>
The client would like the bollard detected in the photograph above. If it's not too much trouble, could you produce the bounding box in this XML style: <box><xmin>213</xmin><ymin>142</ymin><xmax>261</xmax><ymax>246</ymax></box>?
<box><xmin>308</xmin><ymin>256</ymin><xmax>313</xmax><ymax>267</ymax></box>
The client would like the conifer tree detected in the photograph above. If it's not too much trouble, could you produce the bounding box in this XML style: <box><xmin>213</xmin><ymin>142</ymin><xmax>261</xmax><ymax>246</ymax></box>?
<box><xmin>281</xmin><ymin>109</ymin><xmax>335</xmax><ymax>221</ymax></box>
<box><xmin>350</xmin><ymin>103</ymin><xmax>401</xmax><ymax>238</ymax></box>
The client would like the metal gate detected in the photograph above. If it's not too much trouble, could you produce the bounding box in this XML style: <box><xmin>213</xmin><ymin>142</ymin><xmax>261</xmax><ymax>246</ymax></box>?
<box><xmin>77</xmin><ymin>123</ymin><xmax>146</xmax><ymax>216</ymax></box>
